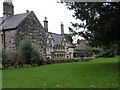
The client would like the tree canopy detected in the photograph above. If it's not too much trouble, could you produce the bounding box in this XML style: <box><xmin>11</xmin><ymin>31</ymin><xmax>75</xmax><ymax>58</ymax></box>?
<box><xmin>64</xmin><ymin>34</ymin><xmax>73</xmax><ymax>43</ymax></box>
<box><xmin>63</xmin><ymin>2</ymin><xmax>120</xmax><ymax>50</ymax></box>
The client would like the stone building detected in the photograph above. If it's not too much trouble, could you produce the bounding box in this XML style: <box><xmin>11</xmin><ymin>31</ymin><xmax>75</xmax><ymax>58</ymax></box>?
<box><xmin>0</xmin><ymin>0</ymin><xmax>46</xmax><ymax>56</ymax></box>
<box><xmin>0</xmin><ymin>0</ymin><xmax>92</xmax><ymax>60</ymax></box>
<box><xmin>73</xmin><ymin>39</ymin><xmax>92</xmax><ymax>58</ymax></box>
<box><xmin>44</xmin><ymin>18</ymin><xmax>75</xmax><ymax>59</ymax></box>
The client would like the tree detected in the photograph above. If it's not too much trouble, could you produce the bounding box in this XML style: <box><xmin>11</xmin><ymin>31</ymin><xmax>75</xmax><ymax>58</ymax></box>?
<box><xmin>61</xmin><ymin>2</ymin><xmax>120</xmax><ymax>53</ymax></box>
<box><xmin>64</xmin><ymin>34</ymin><xmax>73</xmax><ymax>43</ymax></box>
<box><xmin>17</xmin><ymin>38</ymin><xmax>43</xmax><ymax>66</ymax></box>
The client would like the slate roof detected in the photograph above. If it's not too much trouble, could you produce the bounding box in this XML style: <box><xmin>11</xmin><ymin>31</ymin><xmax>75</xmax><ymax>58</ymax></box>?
<box><xmin>0</xmin><ymin>13</ymin><xmax>29</xmax><ymax>30</ymax></box>
<box><xmin>75</xmin><ymin>41</ymin><xmax>92</xmax><ymax>51</ymax></box>
<box><xmin>47</xmin><ymin>32</ymin><xmax>75</xmax><ymax>48</ymax></box>
<box><xmin>51</xmin><ymin>33</ymin><xmax>64</xmax><ymax>45</ymax></box>
<box><xmin>67</xmin><ymin>41</ymin><xmax>75</xmax><ymax>48</ymax></box>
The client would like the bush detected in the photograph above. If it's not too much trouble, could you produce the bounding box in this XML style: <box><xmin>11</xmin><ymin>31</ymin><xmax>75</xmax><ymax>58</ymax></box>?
<box><xmin>99</xmin><ymin>48</ymin><xmax>116</xmax><ymax>57</ymax></box>
<box><xmin>17</xmin><ymin>38</ymin><xmax>44</xmax><ymax>66</ymax></box>
<box><xmin>37</xmin><ymin>55</ymin><xmax>45</xmax><ymax>66</ymax></box>
<box><xmin>2</xmin><ymin>49</ymin><xmax>14</xmax><ymax>69</ymax></box>
<box><xmin>92</xmin><ymin>48</ymin><xmax>101</xmax><ymax>55</ymax></box>
<box><xmin>98</xmin><ymin>44</ymin><xmax>118</xmax><ymax>57</ymax></box>
<box><xmin>2</xmin><ymin>38</ymin><xmax>45</xmax><ymax>69</ymax></box>
<box><xmin>46</xmin><ymin>58</ymin><xmax>53</xmax><ymax>64</ymax></box>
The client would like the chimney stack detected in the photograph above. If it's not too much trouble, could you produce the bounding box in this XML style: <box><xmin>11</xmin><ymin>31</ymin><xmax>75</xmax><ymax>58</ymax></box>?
<box><xmin>61</xmin><ymin>22</ymin><xmax>64</xmax><ymax>36</ymax></box>
<box><xmin>43</xmin><ymin>17</ymin><xmax>48</xmax><ymax>32</ymax></box>
<box><xmin>26</xmin><ymin>10</ymin><xmax>29</xmax><ymax>13</ymax></box>
<box><xmin>3</xmin><ymin>0</ymin><xmax>14</xmax><ymax>17</ymax></box>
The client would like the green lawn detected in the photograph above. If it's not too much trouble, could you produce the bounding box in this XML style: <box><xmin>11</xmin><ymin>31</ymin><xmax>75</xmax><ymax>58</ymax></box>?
<box><xmin>2</xmin><ymin>57</ymin><xmax>119</xmax><ymax>88</ymax></box>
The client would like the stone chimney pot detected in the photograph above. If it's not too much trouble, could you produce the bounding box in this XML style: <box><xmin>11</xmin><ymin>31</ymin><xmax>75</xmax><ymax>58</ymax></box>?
<box><xmin>26</xmin><ymin>10</ymin><xmax>29</xmax><ymax>13</ymax></box>
<box><xmin>45</xmin><ymin>17</ymin><xmax>47</xmax><ymax>21</ymax></box>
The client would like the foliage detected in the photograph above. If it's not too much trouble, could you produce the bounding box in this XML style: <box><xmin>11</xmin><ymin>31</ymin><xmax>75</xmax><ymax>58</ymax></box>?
<box><xmin>3</xmin><ymin>57</ymin><xmax>118</xmax><ymax>88</ymax></box>
<box><xmin>46</xmin><ymin>58</ymin><xmax>53</xmax><ymax>64</ymax></box>
<box><xmin>2</xmin><ymin>50</ymin><xmax>26</xmax><ymax>69</ymax></box>
<box><xmin>37</xmin><ymin>55</ymin><xmax>44</xmax><ymax>66</ymax></box>
<box><xmin>62</xmin><ymin>2</ymin><xmax>120</xmax><ymax>53</ymax></box>
<box><xmin>2</xmin><ymin>49</ymin><xmax>13</xmax><ymax>68</ymax></box>
<box><xmin>92</xmin><ymin>48</ymin><xmax>101</xmax><ymax>55</ymax></box>
<box><xmin>99</xmin><ymin>44</ymin><xmax>118</xmax><ymax>57</ymax></box>
<box><xmin>64</xmin><ymin>34</ymin><xmax>73</xmax><ymax>43</ymax></box>
<box><xmin>99</xmin><ymin>48</ymin><xmax>116</xmax><ymax>57</ymax></box>
<box><xmin>2</xmin><ymin>38</ymin><xmax>44</xmax><ymax>69</ymax></box>
<box><xmin>17</xmin><ymin>38</ymin><xmax>43</xmax><ymax>66</ymax></box>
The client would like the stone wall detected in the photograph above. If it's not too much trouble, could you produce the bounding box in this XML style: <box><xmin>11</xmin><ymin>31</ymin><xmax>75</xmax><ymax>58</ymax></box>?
<box><xmin>16</xmin><ymin>11</ymin><xmax>46</xmax><ymax>57</ymax></box>
<box><xmin>3</xmin><ymin>11</ymin><xmax>46</xmax><ymax>57</ymax></box>
<box><xmin>4</xmin><ymin>30</ymin><xmax>17</xmax><ymax>52</ymax></box>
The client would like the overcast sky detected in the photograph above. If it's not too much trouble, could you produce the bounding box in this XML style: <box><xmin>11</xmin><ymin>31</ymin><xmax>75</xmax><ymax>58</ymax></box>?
<box><xmin>0</xmin><ymin>0</ymin><xmax>84</xmax><ymax>42</ymax></box>
<box><xmin>0</xmin><ymin>0</ymin><xmax>77</xmax><ymax>33</ymax></box>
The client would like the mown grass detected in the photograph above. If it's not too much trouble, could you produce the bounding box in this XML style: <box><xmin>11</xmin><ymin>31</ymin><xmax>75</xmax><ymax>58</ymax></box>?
<box><xmin>2</xmin><ymin>56</ymin><xmax>119</xmax><ymax>88</ymax></box>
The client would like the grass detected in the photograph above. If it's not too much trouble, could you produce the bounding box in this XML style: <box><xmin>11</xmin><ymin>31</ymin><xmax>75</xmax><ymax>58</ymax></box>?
<box><xmin>2</xmin><ymin>56</ymin><xmax>119</xmax><ymax>88</ymax></box>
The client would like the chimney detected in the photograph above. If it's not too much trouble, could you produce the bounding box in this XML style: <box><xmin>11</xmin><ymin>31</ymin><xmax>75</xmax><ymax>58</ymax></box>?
<box><xmin>3</xmin><ymin>0</ymin><xmax>14</xmax><ymax>17</ymax></box>
<box><xmin>61</xmin><ymin>22</ymin><xmax>64</xmax><ymax>36</ymax></box>
<box><xmin>43</xmin><ymin>17</ymin><xmax>48</xmax><ymax>32</ymax></box>
<box><xmin>26</xmin><ymin>10</ymin><xmax>29</xmax><ymax>13</ymax></box>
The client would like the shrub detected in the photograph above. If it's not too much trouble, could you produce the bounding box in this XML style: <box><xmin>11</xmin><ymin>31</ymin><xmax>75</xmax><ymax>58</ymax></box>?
<box><xmin>17</xmin><ymin>38</ymin><xmax>44</xmax><ymax>66</ymax></box>
<box><xmin>9</xmin><ymin>52</ymin><xmax>20</xmax><ymax>68</ymax></box>
<box><xmin>98</xmin><ymin>44</ymin><xmax>118</xmax><ymax>57</ymax></box>
<box><xmin>92</xmin><ymin>48</ymin><xmax>101</xmax><ymax>55</ymax></box>
<box><xmin>2</xmin><ymin>49</ymin><xmax>13</xmax><ymax>69</ymax></box>
<box><xmin>2</xmin><ymin>49</ymin><xmax>20</xmax><ymax>69</ymax></box>
<box><xmin>2</xmin><ymin>38</ymin><xmax>44</xmax><ymax>69</ymax></box>
<box><xmin>37</xmin><ymin>55</ymin><xmax>44</xmax><ymax>66</ymax></box>
<box><xmin>45</xmin><ymin>58</ymin><xmax>53</xmax><ymax>64</ymax></box>
<box><xmin>99</xmin><ymin>48</ymin><xmax>116</xmax><ymax>57</ymax></box>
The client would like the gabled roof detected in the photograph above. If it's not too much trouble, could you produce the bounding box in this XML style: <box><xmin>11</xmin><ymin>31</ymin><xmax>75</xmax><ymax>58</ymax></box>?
<box><xmin>75</xmin><ymin>40</ymin><xmax>92</xmax><ymax>50</ymax></box>
<box><xmin>47</xmin><ymin>32</ymin><xmax>75</xmax><ymax>48</ymax></box>
<box><xmin>0</xmin><ymin>13</ymin><xmax>30</xmax><ymax>30</ymax></box>
<box><xmin>51</xmin><ymin>33</ymin><xmax>64</xmax><ymax>45</ymax></box>
<box><xmin>67</xmin><ymin>41</ymin><xmax>75</xmax><ymax>48</ymax></box>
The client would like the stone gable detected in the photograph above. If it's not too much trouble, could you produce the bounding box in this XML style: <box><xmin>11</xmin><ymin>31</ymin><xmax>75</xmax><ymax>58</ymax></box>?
<box><xmin>16</xmin><ymin>11</ymin><xmax>46</xmax><ymax>56</ymax></box>
<box><xmin>2</xmin><ymin>11</ymin><xmax>46</xmax><ymax>57</ymax></box>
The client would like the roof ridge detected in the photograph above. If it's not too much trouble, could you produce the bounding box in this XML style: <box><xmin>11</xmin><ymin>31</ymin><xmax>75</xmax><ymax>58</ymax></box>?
<box><xmin>49</xmin><ymin>32</ymin><xmax>62</xmax><ymax>36</ymax></box>
<box><xmin>13</xmin><ymin>12</ymin><xmax>30</xmax><ymax>16</ymax></box>
<box><xmin>0</xmin><ymin>13</ymin><xmax>29</xmax><ymax>18</ymax></box>
<box><xmin>1</xmin><ymin>12</ymin><xmax>30</xmax><ymax>30</ymax></box>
